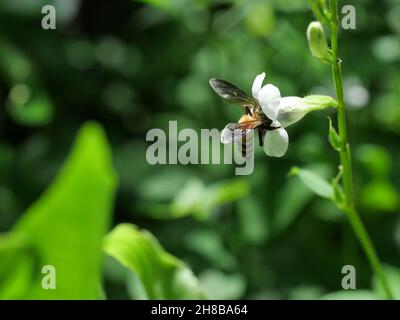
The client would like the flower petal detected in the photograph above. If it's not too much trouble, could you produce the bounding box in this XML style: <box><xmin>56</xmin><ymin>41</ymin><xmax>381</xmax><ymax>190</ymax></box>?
<box><xmin>252</xmin><ymin>72</ymin><xmax>265</xmax><ymax>99</ymax></box>
<box><xmin>263</xmin><ymin>128</ymin><xmax>289</xmax><ymax>157</ymax></box>
<box><xmin>277</xmin><ymin>96</ymin><xmax>306</xmax><ymax>128</ymax></box>
<box><xmin>258</xmin><ymin>84</ymin><xmax>281</xmax><ymax>121</ymax></box>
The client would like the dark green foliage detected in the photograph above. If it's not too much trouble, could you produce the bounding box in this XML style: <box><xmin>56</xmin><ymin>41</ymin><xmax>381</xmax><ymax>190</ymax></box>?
<box><xmin>0</xmin><ymin>0</ymin><xmax>400</xmax><ymax>299</ymax></box>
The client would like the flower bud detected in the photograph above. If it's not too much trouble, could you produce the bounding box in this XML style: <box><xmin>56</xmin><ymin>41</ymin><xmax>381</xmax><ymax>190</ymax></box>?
<box><xmin>277</xmin><ymin>95</ymin><xmax>337</xmax><ymax>128</ymax></box>
<box><xmin>302</xmin><ymin>95</ymin><xmax>337</xmax><ymax>108</ymax></box>
<box><xmin>307</xmin><ymin>21</ymin><xmax>333</xmax><ymax>64</ymax></box>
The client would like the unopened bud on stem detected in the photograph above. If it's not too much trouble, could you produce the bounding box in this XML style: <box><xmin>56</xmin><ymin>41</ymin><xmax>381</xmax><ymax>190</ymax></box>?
<box><xmin>307</xmin><ymin>21</ymin><xmax>333</xmax><ymax>64</ymax></box>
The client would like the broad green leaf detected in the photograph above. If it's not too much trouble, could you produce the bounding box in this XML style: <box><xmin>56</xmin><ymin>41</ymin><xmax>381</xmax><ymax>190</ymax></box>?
<box><xmin>140</xmin><ymin>178</ymin><xmax>249</xmax><ymax>220</ymax></box>
<box><xmin>199</xmin><ymin>270</ymin><xmax>246</xmax><ymax>300</ymax></box>
<box><xmin>321</xmin><ymin>290</ymin><xmax>378</xmax><ymax>300</ymax></box>
<box><xmin>210</xmin><ymin>179</ymin><xmax>250</xmax><ymax>208</ymax></box>
<box><xmin>172</xmin><ymin>178</ymin><xmax>249</xmax><ymax>220</ymax></box>
<box><xmin>126</xmin><ymin>272</ymin><xmax>148</xmax><ymax>300</ymax></box>
<box><xmin>288</xmin><ymin>285</ymin><xmax>325</xmax><ymax>300</ymax></box>
<box><xmin>372</xmin><ymin>265</ymin><xmax>400</xmax><ymax>299</ymax></box>
<box><xmin>103</xmin><ymin>223</ymin><xmax>205</xmax><ymax>299</ymax></box>
<box><xmin>2</xmin><ymin>122</ymin><xmax>117</xmax><ymax>299</ymax></box>
<box><xmin>290</xmin><ymin>166</ymin><xmax>334</xmax><ymax>199</ymax></box>
<box><xmin>237</xmin><ymin>196</ymin><xmax>269</xmax><ymax>244</ymax></box>
<box><xmin>273</xmin><ymin>177</ymin><xmax>314</xmax><ymax>232</ymax></box>
<box><xmin>0</xmin><ymin>252</ymin><xmax>35</xmax><ymax>299</ymax></box>
<box><xmin>170</xmin><ymin>178</ymin><xmax>206</xmax><ymax>218</ymax></box>
<box><xmin>0</xmin><ymin>232</ymin><xmax>34</xmax><ymax>299</ymax></box>
<box><xmin>137</xmin><ymin>168</ymin><xmax>193</xmax><ymax>202</ymax></box>
<box><xmin>275</xmin><ymin>164</ymin><xmax>334</xmax><ymax>232</ymax></box>
<box><xmin>184</xmin><ymin>229</ymin><xmax>237</xmax><ymax>271</ymax></box>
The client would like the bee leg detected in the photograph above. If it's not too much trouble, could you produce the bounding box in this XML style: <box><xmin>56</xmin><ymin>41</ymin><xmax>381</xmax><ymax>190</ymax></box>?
<box><xmin>270</xmin><ymin>126</ymin><xmax>281</xmax><ymax>130</ymax></box>
<box><xmin>258</xmin><ymin>128</ymin><xmax>266</xmax><ymax>147</ymax></box>
<box><xmin>241</xmin><ymin>135</ymin><xmax>247</xmax><ymax>158</ymax></box>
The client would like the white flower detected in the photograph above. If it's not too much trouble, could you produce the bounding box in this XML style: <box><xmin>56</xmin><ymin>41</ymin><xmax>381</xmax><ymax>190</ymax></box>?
<box><xmin>252</xmin><ymin>73</ymin><xmax>337</xmax><ymax>157</ymax></box>
<box><xmin>252</xmin><ymin>72</ymin><xmax>289</xmax><ymax>157</ymax></box>
<box><xmin>277</xmin><ymin>95</ymin><xmax>337</xmax><ymax>127</ymax></box>
<box><xmin>277</xmin><ymin>96</ymin><xmax>312</xmax><ymax>128</ymax></box>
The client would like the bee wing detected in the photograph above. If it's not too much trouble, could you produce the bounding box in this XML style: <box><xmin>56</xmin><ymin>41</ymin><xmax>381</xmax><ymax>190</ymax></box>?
<box><xmin>209</xmin><ymin>78</ymin><xmax>255</xmax><ymax>105</ymax></box>
<box><xmin>221</xmin><ymin>121</ymin><xmax>261</xmax><ymax>144</ymax></box>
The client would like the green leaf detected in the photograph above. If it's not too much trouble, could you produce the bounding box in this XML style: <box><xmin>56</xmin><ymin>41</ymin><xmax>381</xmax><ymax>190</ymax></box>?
<box><xmin>288</xmin><ymin>285</ymin><xmax>325</xmax><ymax>300</ymax></box>
<box><xmin>276</xmin><ymin>164</ymin><xmax>334</xmax><ymax>231</ymax></box>
<box><xmin>0</xmin><ymin>233</ymin><xmax>34</xmax><ymax>299</ymax></box>
<box><xmin>1</xmin><ymin>122</ymin><xmax>117</xmax><ymax>299</ymax></box>
<box><xmin>7</xmin><ymin>86</ymin><xmax>54</xmax><ymax>126</ymax></box>
<box><xmin>237</xmin><ymin>196</ymin><xmax>269</xmax><ymax>244</ymax></box>
<box><xmin>372</xmin><ymin>265</ymin><xmax>400</xmax><ymax>299</ymax></box>
<box><xmin>185</xmin><ymin>178</ymin><xmax>249</xmax><ymax>220</ymax></box>
<box><xmin>103</xmin><ymin>223</ymin><xmax>205</xmax><ymax>299</ymax></box>
<box><xmin>321</xmin><ymin>290</ymin><xmax>378</xmax><ymax>300</ymax></box>
<box><xmin>328</xmin><ymin>117</ymin><xmax>342</xmax><ymax>151</ymax></box>
<box><xmin>290</xmin><ymin>167</ymin><xmax>334</xmax><ymax>199</ymax></box>
<box><xmin>140</xmin><ymin>177</ymin><xmax>249</xmax><ymax>220</ymax></box>
<box><xmin>245</xmin><ymin>3</ymin><xmax>275</xmax><ymax>37</ymax></box>
<box><xmin>332</xmin><ymin>166</ymin><xmax>346</xmax><ymax>209</ymax></box>
<box><xmin>273</xmin><ymin>176</ymin><xmax>314</xmax><ymax>233</ymax></box>
<box><xmin>137</xmin><ymin>0</ymin><xmax>170</xmax><ymax>10</ymax></box>
<box><xmin>356</xmin><ymin>144</ymin><xmax>392</xmax><ymax>179</ymax></box>
<box><xmin>135</xmin><ymin>0</ymin><xmax>184</xmax><ymax>13</ymax></box>
<box><xmin>184</xmin><ymin>229</ymin><xmax>237</xmax><ymax>271</ymax></box>
<box><xmin>199</xmin><ymin>270</ymin><xmax>246</xmax><ymax>300</ymax></box>
<box><xmin>360</xmin><ymin>180</ymin><xmax>400</xmax><ymax>212</ymax></box>
<box><xmin>170</xmin><ymin>178</ymin><xmax>207</xmax><ymax>218</ymax></box>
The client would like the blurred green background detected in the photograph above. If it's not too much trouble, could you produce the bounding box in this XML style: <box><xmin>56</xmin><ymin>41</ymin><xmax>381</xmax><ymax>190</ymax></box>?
<box><xmin>0</xmin><ymin>0</ymin><xmax>399</xmax><ymax>299</ymax></box>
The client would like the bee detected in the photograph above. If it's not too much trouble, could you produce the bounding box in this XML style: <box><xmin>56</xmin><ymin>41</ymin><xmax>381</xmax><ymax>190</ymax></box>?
<box><xmin>209</xmin><ymin>78</ymin><xmax>279</xmax><ymax>157</ymax></box>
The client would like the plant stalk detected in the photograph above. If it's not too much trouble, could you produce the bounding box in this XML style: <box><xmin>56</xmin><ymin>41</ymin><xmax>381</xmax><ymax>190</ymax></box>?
<box><xmin>329</xmin><ymin>0</ymin><xmax>393</xmax><ymax>300</ymax></box>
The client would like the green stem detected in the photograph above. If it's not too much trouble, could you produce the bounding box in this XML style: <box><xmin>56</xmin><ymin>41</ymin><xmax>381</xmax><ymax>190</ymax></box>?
<box><xmin>329</xmin><ymin>0</ymin><xmax>393</xmax><ymax>300</ymax></box>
